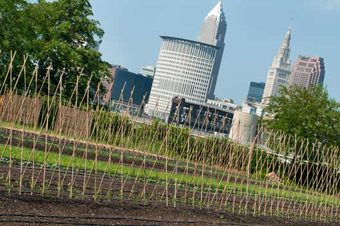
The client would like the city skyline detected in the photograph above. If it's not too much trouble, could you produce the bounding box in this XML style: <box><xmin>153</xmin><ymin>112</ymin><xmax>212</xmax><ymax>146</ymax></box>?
<box><xmin>90</xmin><ymin>0</ymin><xmax>340</xmax><ymax>104</ymax></box>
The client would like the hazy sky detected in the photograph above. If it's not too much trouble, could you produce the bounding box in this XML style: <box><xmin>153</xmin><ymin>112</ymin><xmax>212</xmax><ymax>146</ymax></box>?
<box><xmin>90</xmin><ymin>0</ymin><xmax>340</xmax><ymax>104</ymax></box>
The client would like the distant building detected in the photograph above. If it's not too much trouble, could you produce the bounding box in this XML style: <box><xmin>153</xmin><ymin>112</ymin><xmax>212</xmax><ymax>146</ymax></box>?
<box><xmin>229</xmin><ymin>110</ymin><xmax>258</xmax><ymax>145</ymax></box>
<box><xmin>103</xmin><ymin>66</ymin><xmax>153</xmax><ymax>107</ymax></box>
<box><xmin>242</xmin><ymin>101</ymin><xmax>264</xmax><ymax>117</ymax></box>
<box><xmin>140</xmin><ymin>66</ymin><xmax>156</xmax><ymax>77</ymax></box>
<box><xmin>102</xmin><ymin>65</ymin><xmax>128</xmax><ymax>102</ymax></box>
<box><xmin>288</xmin><ymin>56</ymin><xmax>325</xmax><ymax>89</ymax></box>
<box><xmin>207</xmin><ymin>98</ymin><xmax>240</xmax><ymax>112</ymax></box>
<box><xmin>168</xmin><ymin>96</ymin><xmax>233</xmax><ymax>135</ymax></box>
<box><xmin>247</xmin><ymin>82</ymin><xmax>265</xmax><ymax>103</ymax></box>
<box><xmin>198</xmin><ymin>1</ymin><xmax>227</xmax><ymax>99</ymax></box>
<box><xmin>262</xmin><ymin>27</ymin><xmax>292</xmax><ymax>105</ymax></box>
<box><xmin>146</xmin><ymin>36</ymin><xmax>218</xmax><ymax>119</ymax></box>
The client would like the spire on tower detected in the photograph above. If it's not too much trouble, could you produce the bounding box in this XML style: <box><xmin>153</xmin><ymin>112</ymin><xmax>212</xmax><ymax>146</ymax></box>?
<box><xmin>282</xmin><ymin>26</ymin><xmax>292</xmax><ymax>48</ymax></box>
<box><xmin>262</xmin><ymin>26</ymin><xmax>292</xmax><ymax>105</ymax></box>
<box><xmin>272</xmin><ymin>26</ymin><xmax>292</xmax><ymax>69</ymax></box>
<box><xmin>207</xmin><ymin>1</ymin><xmax>225</xmax><ymax>20</ymax></box>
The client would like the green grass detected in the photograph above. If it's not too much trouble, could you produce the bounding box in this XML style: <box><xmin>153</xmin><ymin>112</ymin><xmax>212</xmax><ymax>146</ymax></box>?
<box><xmin>0</xmin><ymin>130</ymin><xmax>248</xmax><ymax>185</ymax></box>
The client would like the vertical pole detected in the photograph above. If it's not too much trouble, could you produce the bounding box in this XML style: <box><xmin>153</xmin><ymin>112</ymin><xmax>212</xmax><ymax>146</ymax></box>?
<box><xmin>31</xmin><ymin>67</ymin><xmax>38</xmax><ymax>195</ymax></box>
<box><xmin>83</xmin><ymin>79</ymin><xmax>90</xmax><ymax>196</ymax></box>
<box><xmin>70</xmin><ymin>75</ymin><xmax>79</xmax><ymax>198</ymax></box>
<box><xmin>94</xmin><ymin>84</ymin><xmax>99</xmax><ymax>200</ymax></box>
<box><xmin>174</xmin><ymin>159</ymin><xmax>177</xmax><ymax>207</ymax></box>
<box><xmin>58</xmin><ymin>73</ymin><xmax>63</xmax><ymax>197</ymax></box>
<box><xmin>120</xmin><ymin>148</ymin><xmax>123</xmax><ymax>201</ymax></box>
<box><xmin>42</xmin><ymin>65</ymin><xmax>50</xmax><ymax>196</ymax></box>
<box><xmin>8</xmin><ymin>51</ymin><xmax>13</xmax><ymax>194</ymax></box>
<box><xmin>19</xmin><ymin>56</ymin><xmax>26</xmax><ymax>195</ymax></box>
<box><xmin>165</xmin><ymin>134</ymin><xmax>168</xmax><ymax>206</ymax></box>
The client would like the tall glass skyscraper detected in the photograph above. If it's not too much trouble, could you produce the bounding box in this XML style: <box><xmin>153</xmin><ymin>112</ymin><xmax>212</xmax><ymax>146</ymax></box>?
<box><xmin>198</xmin><ymin>1</ymin><xmax>227</xmax><ymax>99</ymax></box>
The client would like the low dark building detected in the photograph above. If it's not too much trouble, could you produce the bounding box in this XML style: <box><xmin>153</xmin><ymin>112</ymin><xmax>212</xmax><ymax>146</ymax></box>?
<box><xmin>168</xmin><ymin>97</ymin><xmax>234</xmax><ymax>135</ymax></box>
<box><xmin>103</xmin><ymin>66</ymin><xmax>153</xmax><ymax>106</ymax></box>
<box><xmin>247</xmin><ymin>82</ymin><xmax>265</xmax><ymax>103</ymax></box>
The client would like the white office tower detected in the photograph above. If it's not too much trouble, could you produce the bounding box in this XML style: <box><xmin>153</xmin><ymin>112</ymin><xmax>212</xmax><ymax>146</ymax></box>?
<box><xmin>262</xmin><ymin>27</ymin><xmax>292</xmax><ymax>105</ymax></box>
<box><xmin>198</xmin><ymin>1</ymin><xmax>227</xmax><ymax>99</ymax></box>
<box><xmin>146</xmin><ymin>36</ymin><xmax>218</xmax><ymax>119</ymax></box>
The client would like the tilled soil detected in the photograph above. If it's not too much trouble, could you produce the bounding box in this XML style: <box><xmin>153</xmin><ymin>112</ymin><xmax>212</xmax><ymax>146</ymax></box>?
<box><xmin>0</xmin><ymin>127</ymin><xmax>286</xmax><ymax>189</ymax></box>
<box><xmin>0</xmin><ymin>127</ymin><xmax>339</xmax><ymax>225</ymax></box>
<box><xmin>0</xmin><ymin>193</ymin><xmax>338</xmax><ymax>226</ymax></box>
<box><xmin>0</xmin><ymin>160</ymin><xmax>330</xmax><ymax>219</ymax></box>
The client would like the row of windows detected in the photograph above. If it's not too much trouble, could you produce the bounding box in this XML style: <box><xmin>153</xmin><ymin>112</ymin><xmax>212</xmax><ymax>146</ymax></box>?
<box><xmin>157</xmin><ymin>61</ymin><xmax>211</xmax><ymax>76</ymax></box>
<box><xmin>154</xmin><ymin>72</ymin><xmax>209</xmax><ymax>90</ymax></box>
<box><xmin>157</xmin><ymin>80</ymin><xmax>195</xmax><ymax>97</ymax></box>
<box><xmin>153</xmin><ymin>80</ymin><xmax>207</xmax><ymax>97</ymax></box>
<box><xmin>158</xmin><ymin>55</ymin><xmax>213</xmax><ymax>71</ymax></box>
<box><xmin>296</xmin><ymin>66</ymin><xmax>314</xmax><ymax>73</ymax></box>
<box><xmin>277</xmin><ymin>79</ymin><xmax>286</xmax><ymax>84</ymax></box>
<box><xmin>156</xmin><ymin>66</ymin><xmax>209</xmax><ymax>80</ymax></box>
<box><xmin>298</xmin><ymin>62</ymin><xmax>307</xmax><ymax>67</ymax></box>
<box><xmin>149</xmin><ymin>90</ymin><xmax>204</xmax><ymax>106</ymax></box>
<box><xmin>156</xmin><ymin>66</ymin><xmax>210</xmax><ymax>82</ymax></box>
<box><xmin>161</xmin><ymin>39</ymin><xmax>216</xmax><ymax>60</ymax></box>
<box><xmin>161</xmin><ymin>51</ymin><xmax>214</xmax><ymax>66</ymax></box>
<box><xmin>157</xmin><ymin>58</ymin><xmax>212</xmax><ymax>73</ymax></box>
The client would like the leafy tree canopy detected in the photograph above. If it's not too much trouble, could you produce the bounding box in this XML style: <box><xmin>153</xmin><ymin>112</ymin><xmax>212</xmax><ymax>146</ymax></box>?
<box><xmin>264</xmin><ymin>85</ymin><xmax>340</xmax><ymax>148</ymax></box>
<box><xmin>0</xmin><ymin>0</ymin><xmax>109</xmax><ymax>100</ymax></box>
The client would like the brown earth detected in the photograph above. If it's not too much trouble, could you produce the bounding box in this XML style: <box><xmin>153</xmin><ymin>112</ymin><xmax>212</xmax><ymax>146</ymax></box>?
<box><xmin>0</xmin><ymin>127</ymin><xmax>280</xmax><ymax>189</ymax></box>
<box><xmin>0</xmin><ymin>193</ymin><xmax>338</xmax><ymax>226</ymax></box>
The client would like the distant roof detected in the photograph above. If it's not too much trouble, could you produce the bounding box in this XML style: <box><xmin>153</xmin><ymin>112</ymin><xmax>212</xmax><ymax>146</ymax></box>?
<box><xmin>160</xmin><ymin>36</ymin><xmax>219</xmax><ymax>49</ymax></box>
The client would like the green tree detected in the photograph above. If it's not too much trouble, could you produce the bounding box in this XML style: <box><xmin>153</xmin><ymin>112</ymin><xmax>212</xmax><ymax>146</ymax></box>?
<box><xmin>0</xmin><ymin>0</ymin><xmax>33</xmax><ymax>90</ymax></box>
<box><xmin>0</xmin><ymin>0</ymin><xmax>109</xmax><ymax>100</ymax></box>
<box><xmin>264</xmin><ymin>85</ymin><xmax>340</xmax><ymax>147</ymax></box>
<box><xmin>0</xmin><ymin>0</ymin><xmax>28</xmax><ymax>52</ymax></box>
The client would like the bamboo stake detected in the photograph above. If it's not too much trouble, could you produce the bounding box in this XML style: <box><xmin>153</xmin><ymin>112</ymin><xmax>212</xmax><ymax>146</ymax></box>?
<box><xmin>58</xmin><ymin>71</ymin><xmax>64</xmax><ymax>197</ymax></box>
<box><xmin>19</xmin><ymin>55</ymin><xmax>28</xmax><ymax>195</ymax></box>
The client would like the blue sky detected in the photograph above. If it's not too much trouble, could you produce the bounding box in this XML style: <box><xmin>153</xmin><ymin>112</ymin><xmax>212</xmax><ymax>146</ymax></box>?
<box><xmin>90</xmin><ymin>0</ymin><xmax>340</xmax><ymax>104</ymax></box>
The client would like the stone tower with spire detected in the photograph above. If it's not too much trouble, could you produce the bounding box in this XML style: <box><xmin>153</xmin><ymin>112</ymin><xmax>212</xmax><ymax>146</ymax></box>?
<box><xmin>198</xmin><ymin>1</ymin><xmax>227</xmax><ymax>100</ymax></box>
<box><xmin>262</xmin><ymin>27</ymin><xmax>292</xmax><ymax>105</ymax></box>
